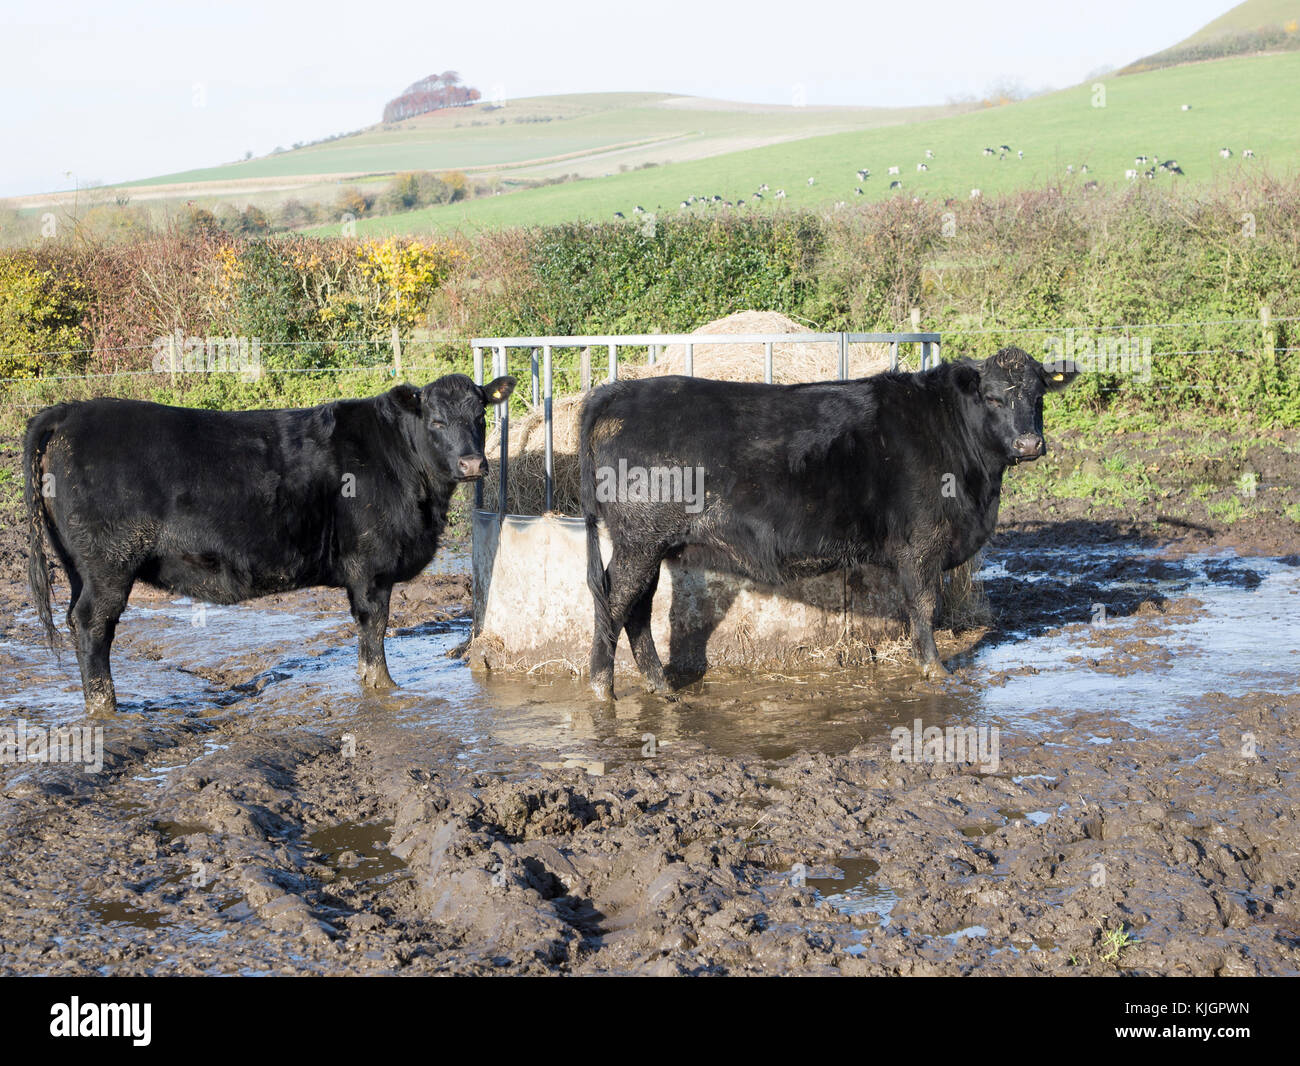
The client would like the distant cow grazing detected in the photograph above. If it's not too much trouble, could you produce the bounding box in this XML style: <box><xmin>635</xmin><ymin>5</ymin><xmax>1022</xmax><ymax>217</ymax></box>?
<box><xmin>580</xmin><ymin>347</ymin><xmax>1077</xmax><ymax>699</ymax></box>
<box><xmin>25</xmin><ymin>375</ymin><xmax>516</xmax><ymax>713</ymax></box>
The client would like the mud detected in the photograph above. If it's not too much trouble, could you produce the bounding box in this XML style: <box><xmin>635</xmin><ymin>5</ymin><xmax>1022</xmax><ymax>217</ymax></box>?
<box><xmin>0</xmin><ymin>520</ymin><xmax>1297</xmax><ymax>975</ymax></box>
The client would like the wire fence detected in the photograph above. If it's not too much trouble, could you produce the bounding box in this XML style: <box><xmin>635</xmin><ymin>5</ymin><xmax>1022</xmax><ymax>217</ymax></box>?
<box><xmin>0</xmin><ymin>315</ymin><xmax>1292</xmax><ymax>412</ymax></box>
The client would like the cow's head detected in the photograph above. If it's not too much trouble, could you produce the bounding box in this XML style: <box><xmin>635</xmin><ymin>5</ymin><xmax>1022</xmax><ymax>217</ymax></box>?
<box><xmin>387</xmin><ymin>373</ymin><xmax>516</xmax><ymax>483</ymax></box>
<box><xmin>952</xmin><ymin>347</ymin><xmax>1076</xmax><ymax>465</ymax></box>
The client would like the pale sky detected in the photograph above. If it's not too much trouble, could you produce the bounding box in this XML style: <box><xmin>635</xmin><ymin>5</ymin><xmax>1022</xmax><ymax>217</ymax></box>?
<box><xmin>1</xmin><ymin>0</ymin><xmax>1234</xmax><ymax>197</ymax></box>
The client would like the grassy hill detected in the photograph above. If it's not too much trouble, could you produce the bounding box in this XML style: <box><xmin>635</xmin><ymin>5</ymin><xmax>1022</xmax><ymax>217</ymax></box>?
<box><xmin>127</xmin><ymin>93</ymin><xmax>960</xmax><ymax>188</ymax></box>
<box><xmin>1121</xmin><ymin>0</ymin><xmax>1300</xmax><ymax>73</ymax></box>
<box><xmin>1178</xmin><ymin>0</ymin><xmax>1299</xmax><ymax>45</ymax></box>
<box><xmin>307</xmin><ymin>51</ymin><xmax>1300</xmax><ymax>237</ymax></box>
<box><xmin>0</xmin><ymin>91</ymin><xmax>963</xmax><ymax>242</ymax></box>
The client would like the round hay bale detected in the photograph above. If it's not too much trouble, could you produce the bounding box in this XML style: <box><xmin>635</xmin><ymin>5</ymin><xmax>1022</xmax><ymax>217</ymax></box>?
<box><xmin>625</xmin><ymin>310</ymin><xmax>892</xmax><ymax>383</ymax></box>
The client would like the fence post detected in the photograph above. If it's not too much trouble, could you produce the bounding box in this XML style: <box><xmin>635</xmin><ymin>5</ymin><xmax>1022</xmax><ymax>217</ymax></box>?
<box><xmin>838</xmin><ymin>333</ymin><xmax>847</xmax><ymax>379</ymax></box>
<box><xmin>543</xmin><ymin>345</ymin><xmax>554</xmax><ymax>513</ymax></box>
<box><xmin>391</xmin><ymin>324</ymin><xmax>402</xmax><ymax>379</ymax></box>
<box><xmin>530</xmin><ymin>348</ymin><xmax>539</xmax><ymax>407</ymax></box>
<box><xmin>890</xmin><ymin>341</ymin><xmax>899</xmax><ymax>372</ymax></box>
<box><xmin>580</xmin><ymin>346</ymin><xmax>591</xmax><ymax>392</ymax></box>
<box><xmin>472</xmin><ymin>347</ymin><xmax>483</xmax><ymax>510</ymax></box>
<box><xmin>608</xmin><ymin>343</ymin><xmax>617</xmax><ymax>383</ymax></box>
<box><xmin>685</xmin><ymin>343</ymin><xmax>694</xmax><ymax>377</ymax></box>
<box><xmin>764</xmin><ymin>340</ymin><xmax>773</xmax><ymax>384</ymax></box>
<box><xmin>496</xmin><ymin>346</ymin><xmax>509</xmax><ymax>517</ymax></box>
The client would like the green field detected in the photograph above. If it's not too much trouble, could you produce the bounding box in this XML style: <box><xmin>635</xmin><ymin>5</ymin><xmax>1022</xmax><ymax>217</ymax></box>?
<box><xmin>303</xmin><ymin>52</ymin><xmax>1300</xmax><ymax>237</ymax></box>
<box><xmin>123</xmin><ymin>93</ymin><xmax>961</xmax><ymax>188</ymax></box>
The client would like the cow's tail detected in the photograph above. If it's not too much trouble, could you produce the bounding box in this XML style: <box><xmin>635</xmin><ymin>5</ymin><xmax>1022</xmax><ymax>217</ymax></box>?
<box><xmin>580</xmin><ymin>393</ymin><xmax>614</xmax><ymax>662</ymax></box>
<box><xmin>23</xmin><ymin>407</ymin><xmax>62</xmax><ymax>649</ymax></box>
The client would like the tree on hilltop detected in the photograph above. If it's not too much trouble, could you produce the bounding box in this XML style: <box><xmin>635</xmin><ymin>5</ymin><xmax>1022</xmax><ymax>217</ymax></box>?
<box><xmin>382</xmin><ymin>72</ymin><xmax>480</xmax><ymax>123</ymax></box>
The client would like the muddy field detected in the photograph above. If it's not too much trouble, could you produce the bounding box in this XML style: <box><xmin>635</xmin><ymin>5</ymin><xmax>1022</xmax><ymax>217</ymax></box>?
<box><xmin>0</xmin><ymin>426</ymin><xmax>1297</xmax><ymax>976</ymax></box>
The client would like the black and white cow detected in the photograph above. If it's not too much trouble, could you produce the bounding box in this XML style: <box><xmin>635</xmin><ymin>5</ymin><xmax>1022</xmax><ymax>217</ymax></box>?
<box><xmin>25</xmin><ymin>374</ymin><xmax>515</xmax><ymax>713</ymax></box>
<box><xmin>579</xmin><ymin>347</ymin><xmax>1076</xmax><ymax>699</ymax></box>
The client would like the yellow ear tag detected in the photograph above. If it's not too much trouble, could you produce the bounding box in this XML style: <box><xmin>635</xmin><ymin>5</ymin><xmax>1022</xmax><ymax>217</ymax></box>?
<box><xmin>490</xmin><ymin>388</ymin><xmax>504</xmax><ymax>400</ymax></box>
<box><xmin>1053</xmin><ymin>373</ymin><xmax>1065</xmax><ymax>381</ymax></box>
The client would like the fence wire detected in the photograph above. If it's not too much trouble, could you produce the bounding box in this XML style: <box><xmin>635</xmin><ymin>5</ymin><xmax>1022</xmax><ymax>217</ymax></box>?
<box><xmin>0</xmin><ymin>323</ymin><xmax>1292</xmax><ymax>400</ymax></box>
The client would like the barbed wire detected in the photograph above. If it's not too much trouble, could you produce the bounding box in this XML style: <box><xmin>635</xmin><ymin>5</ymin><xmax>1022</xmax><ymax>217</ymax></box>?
<box><xmin>3</xmin><ymin>353</ymin><xmax>1295</xmax><ymax>389</ymax></box>
<box><xmin>0</xmin><ymin>337</ymin><xmax>467</xmax><ymax>360</ymax></box>
<box><xmin>0</xmin><ymin>316</ymin><xmax>1290</xmax><ymax>364</ymax></box>
<box><xmin>942</xmin><ymin>316</ymin><xmax>1297</xmax><ymax>335</ymax></box>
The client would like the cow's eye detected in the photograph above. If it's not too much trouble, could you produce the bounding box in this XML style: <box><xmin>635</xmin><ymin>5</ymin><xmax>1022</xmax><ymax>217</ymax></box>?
<box><xmin>429</xmin><ymin>419</ymin><xmax>447</xmax><ymax>429</ymax></box>
<box><xmin>986</xmin><ymin>395</ymin><xmax>1004</xmax><ymax>408</ymax></box>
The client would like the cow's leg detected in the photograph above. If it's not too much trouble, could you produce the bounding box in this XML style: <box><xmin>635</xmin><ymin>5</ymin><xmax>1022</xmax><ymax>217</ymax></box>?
<box><xmin>64</xmin><ymin>566</ymin><xmax>84</xmax><ymax>637</ymax></box>
<box><xmin>589</xmin><ymin>547</ymin><xmax>620</xmax><ymax>702</ymax></box>
<box><xmin>590</xmin><ymin>545</ymin><xmax>664</xmax><ymax>700</ymax></box>
<box><xmin>348</xmin><ymin>582</ymin><xmax>396</xmax><ymax>690</ymax></box>
<box><xmin>898</xmin><ymin>557</ymin><xmax>947</xmax><ymax>679</ymax></box>
<box><xmin>71</xmin><ymin>575</ymin><xmax>130</xmax><ymax>715</ymax></box>
<box><xmin>623</xmin><ymin>565</ymin><xmax>673</xmax><ymax>697</ymax></box>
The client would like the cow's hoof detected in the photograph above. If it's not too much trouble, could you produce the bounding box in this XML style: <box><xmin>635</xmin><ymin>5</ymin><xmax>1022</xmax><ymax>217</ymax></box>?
<box><xmin>86</xmin><ymin>695</ymin><xmax>118</xmax><ymax>717</ymax></box>
<box><xmin>360</xmin><ymin>665</ymin><xmax>397</xmax><ymax>690</ymax></box>
<box><xmin>922</xmin><ymin>660</ymin><xmax>950</xmax><ymax>681</ymax></box>
<box><xmin>643</xmin><ymin>679</ymin><xmax>677</xmax><ymax>700</ymax></box>
<box><xmin>84</xmin><ymin>681</ymin><xmax>118</xmax><ymax>717</ymax></box>
<box><xmin>591</xmin><ymin>680</ymin><xmax>615</xmax><ymax>702</ymax></box>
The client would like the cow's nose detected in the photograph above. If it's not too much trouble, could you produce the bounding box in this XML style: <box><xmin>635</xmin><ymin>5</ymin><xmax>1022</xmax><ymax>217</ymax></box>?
<box><xmin>458</xmin><ymin>455</ymin><xmax>487</xmax><ymax>479</ymax></box>
<box><xmin>1012</xmin><ymin>434</ymin><xmax>1044</xmax><ymax>459</ymax></box>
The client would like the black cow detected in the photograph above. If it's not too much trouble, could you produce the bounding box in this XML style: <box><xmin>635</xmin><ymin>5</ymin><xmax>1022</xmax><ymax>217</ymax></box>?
<box><xmin>580</xmin><ymin>346</ymin><xmax>1075</xmax><ymax>699</ymax></box>
<box><xmin>24</xmin><ymin>373</ymin><xmax>515</xmax><ymax>713</ymax></box>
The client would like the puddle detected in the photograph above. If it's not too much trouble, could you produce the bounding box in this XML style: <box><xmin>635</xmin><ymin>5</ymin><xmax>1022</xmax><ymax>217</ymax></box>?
<box><xmin>133</xmin><ymin>735</ymin><xmax>227</xmax><ymax>788</ymax></box>
<box><xmin>4</xmin><ymin>549</ymin><xmax>1298</xmax><ymax>772</ymax></box>
<box><xmin>807</xmin><ymin>857</ymin><xmax>898</xmax><ymax>926</ymax></box>
<box><xmin>307</xmin><ymin>819</ymin><xmax>407</xmax><ymax>885</ymax></box>
<box><xmin>85</xmin><ymin>899</ymin><xmax>170</xmax><ymax>930</ymax></box>
<box><xmin>976</xmin><ymin>553</ymin><xmax>1300</xmax><ymax>729</ymax></box>
<box><xmin>941</xmin><ymin>924</ymin><xmax>989</xmax><ymax>941</ymax></box>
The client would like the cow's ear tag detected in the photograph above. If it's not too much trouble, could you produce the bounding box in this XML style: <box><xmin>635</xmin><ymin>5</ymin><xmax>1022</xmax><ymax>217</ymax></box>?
<box><xmin>1052</xmin><ymin>373</ymin><xmax>1065</xmax><ymax>382</ymax></box>
<box><xmin>482</xmin><ymin>376</ymin><xmax>517</xmax><ymax>404</ymax></box>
